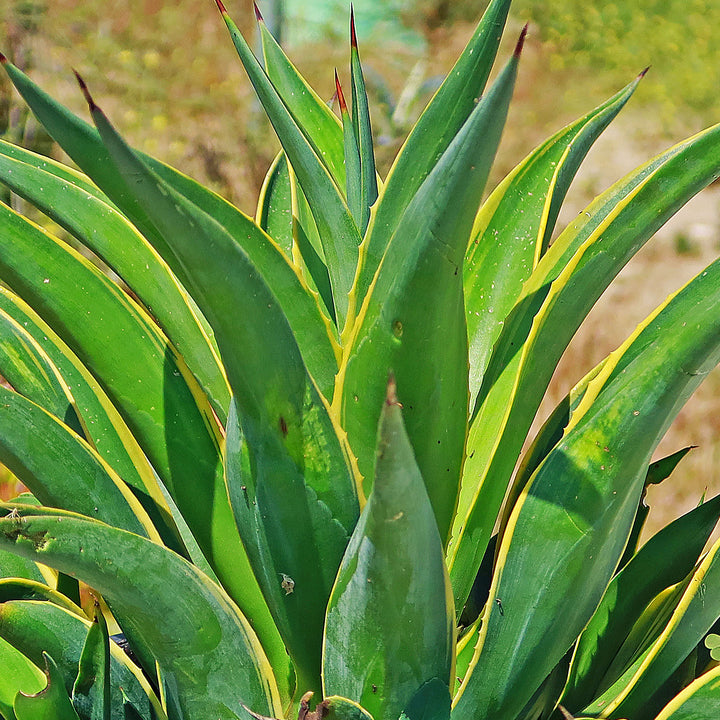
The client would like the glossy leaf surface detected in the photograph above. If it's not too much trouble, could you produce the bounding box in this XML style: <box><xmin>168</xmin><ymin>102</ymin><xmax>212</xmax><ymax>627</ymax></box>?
<box><xmin>324</xmin><ymin>380</ymin><xmax>454</xmax><ymax>720</ymax></box>
<box><xmin>453</xmin><ymin>257</ymin><xmax>720</xmax><ymax>720</ymax></box>
<box><xmin>340</xmin><ymin>45</ymin><xmax>520</xmax><ymax>544</ymax></box>
<box><xmin>0</xmin><ymin>508</ymin><xmax>281</xmax><ymax>720</ymax></box>
<box><xmin>450</xmin><ymin>120</ymin><xmax>720</xmax><ymax>614</ymax></box>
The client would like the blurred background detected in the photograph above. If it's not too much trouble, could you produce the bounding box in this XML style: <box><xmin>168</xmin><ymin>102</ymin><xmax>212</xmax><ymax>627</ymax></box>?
<box><xmin>1</xmin><ymin>0</ymin><xmax>719</xmax><ymax>538</ymax></box>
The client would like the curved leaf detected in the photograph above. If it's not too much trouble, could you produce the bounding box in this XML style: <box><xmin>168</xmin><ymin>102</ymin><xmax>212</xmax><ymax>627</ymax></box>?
<box><xmin>0</xmin><ymin>507</ymin><xmax>282</xmax><ymax>720</ymax></box>
<box><xmin>449</xmin><ymin>120</ymin><xmax>720</xmax><ymax>614</ymax></box>
<box><xmin>563</xmin><ymin>493</ymin><xmax>720</xmax><ymax>711</ymax></box>
<box><xmin>0</xmin><ymin>385</ymin><xmax>157</xmax><ymax>539</ymax></box>
<box><xmin>654</xmin><ymin>665</ymin><xmax>720</xmax><ymax>720</ymax></box>
<box><xmin>13</xmin><ymin>653</ymin><xmax>80</xmax><ymax>720</ymax></box>
<box><xmin>0</xmin><ymin>140</ymin><xmax>231</xmax><ymax>422</ymax></box>
<box><xmin>217</xmin><ymin>2</ymin><xmax>360</xmax><ymax>327</ymax></box>
<box><xmin>0</xmin><ymin>591</ymin><xmax>163</xmax><ymax>720</ymax></box>
<box><xmin>464</xmin><ymin>74</ymin><xmax>642</xmax><ymax>402</ymax></box>
<box><xmin>353</xmin><ymin>0</ymin><xmax>512</xmax><ymax>307</ymax></box>
<box><xmin>452</xmin><ymin>257</ymin><xmax>720</xmax><ymax>720</ymax></box>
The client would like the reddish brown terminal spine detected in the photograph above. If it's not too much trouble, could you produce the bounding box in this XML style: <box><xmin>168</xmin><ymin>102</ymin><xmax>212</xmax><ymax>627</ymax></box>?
<box><xmin>514</xmin><ymin>23</ymin><xmax>529</xmax><ymax>57</ymax></box>
<box><xmin>335</xmin><ymin>70</ymin><xmax>348</xmax><ymax>114</ymax></box>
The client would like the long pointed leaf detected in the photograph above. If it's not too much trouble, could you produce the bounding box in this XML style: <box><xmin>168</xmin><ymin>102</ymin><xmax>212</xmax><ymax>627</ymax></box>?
<box><xmin>449</xmin><ymin>120</ymin><xmax>720</xmax><ymax>614</ymax></box>
<box><xmin>0</xmin><ymin>140</ymin><xmax>231</xmax><ymax>422</ymax></box>
<box><xmin>563</xmin><ymin>493</ymin><xmax>720</xmax><ymax>711</ymax></box>
<box><xmin>349</xmin><ymin>10</ymin><xmax>378</xmax><ymax>236</ymax></box>
<box><xmin>464</xmin><ymin>73</ymin><xmax>642</xmax><ymax>402</ymax></box>
<box><xmin>452</xmin><ymin>256</ymin><xmax>720</xmax><ymax>720</ymax></box>
<box><xmin>323</xmin><ymin>379</ymin><xmax>454</xmax><ymax>720</ymax></box>
<box><xmin>216</xmin><ymin>1</ymin><xmax>361</xmax><ymax>327</ymax></box>
<box><xmin>340</xmin><ymin>42</ymin><xmax>521</xmax><ymax>544</ymax></box>
<box><xmin>352</xmin><ymin>0</ymin><xmax>512</xmax><ymax>308</ymax></box>
<box><xmin>79</xmin><ymin>75</ymin><xmax>358</xmax><ymax>695</ymax></box>
<box><xmin>258</xmin><ymin>17</ymin><xmax>345</xmax><ymax>188</ymax></box>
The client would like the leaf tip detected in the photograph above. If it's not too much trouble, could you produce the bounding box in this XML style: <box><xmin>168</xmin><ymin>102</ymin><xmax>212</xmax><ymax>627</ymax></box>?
<box><xmin>350</xmin><ymin>5</ymin><xmax>358</xmax><ymax>49</ymax></box>
<box><xmin>215</xmin><ymin>0</ymin><xmax>228</xmax><ymax>14</ymax></box>
<box><xmin>514</xmin><ymin>23</ymin><xmax>528</xmax><ymax>57</ymax></box>
<box><xmin>385</xmin><ymin>373</ymin><xmax>399</xmax><ymax>407</ymax></box>
<box><xmin>254</xmin><ymin>2</ymin><xmax>263</xmax><ymax>22</ymax></box>
<box><xmin>639</xmin><ymin>65</ymin><xmax>650</xmax><ymax>79</ymax></box>
<box><xmin>0</xmin><ymin>51</ymin><xmax>7</xmax><ymax>65</ymax></box>
<box><xmin>73</xmin><ymin>70</ymin><xmax>96</xmax><ymax>110</ymax></box>
<box><xmin>335</xmin><ymin>70</ymin><xmax>348</xmax><ymax>113</ymax></box>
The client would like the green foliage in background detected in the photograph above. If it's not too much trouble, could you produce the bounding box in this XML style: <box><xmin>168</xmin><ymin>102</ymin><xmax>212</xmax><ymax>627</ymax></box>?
<box><xmin>516</xmin><ymin>0</ymin><xmax>720</xmax><ymax>125</ymax></box>
<box><xmin>0</xmin><ymin>0</ymin><xmax>719</xmax><ymax>719</ymax></box>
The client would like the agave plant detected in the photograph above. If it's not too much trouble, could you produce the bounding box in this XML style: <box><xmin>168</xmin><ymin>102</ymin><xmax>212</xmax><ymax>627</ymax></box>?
<box><xmin>0</xmin><ymin>0</ymin><xmax>720</xmax><ymax>718</ymax></box>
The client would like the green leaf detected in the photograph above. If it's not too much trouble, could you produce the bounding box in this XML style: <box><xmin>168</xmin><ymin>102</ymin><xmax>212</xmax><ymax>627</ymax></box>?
<box><xmin>13</xmin><ymin>653</ymin><xmax>80</xmax><ymax>720</ymax></box>
<box><xmin>73</xmin><ymin>604</ymin><xmax>111</xmax><ymax>720</ymax></box>
<box><xmin>562</xmin><ymin>492</ymin><xmax>720</xmax><ymax>712</ymax></box>
<box><xmin>0</xmin><ymin>593</ymin><xmax>163</xmax><ymax>720</ymax></box>
<box><xmin>0</xmin><ymin>385</ymin><xmax>157</xmax><ymax>540</ymax></box>
<box><xmin>335</xmin><ymin>73</ymin><xmax>363</xmax><ymax>234</ymax></box>
<box><xmin>449</xmin><ymin>119</ymin><xmax>720</xmax><ymax>616</ymax></box>
<box><xmin>217</xmin><ymin>2</ymin><xmax>360</xmax><ymax>327</ymax></box>
<box><xmin>0</xmin><ymin>204</ymin><xmax>274</xmax><ymax>655</ymax></box>
<box><xmin>352</xmin><ymin>0</ymin><xmax>512</xmax><ymax>308</ymax></box>
<box><xmin>401</xmin><ymin>679</ymin><xmax>451</xmax><ymax>720</ymax></box>
<box><xmin>617</xmin><ymin>447</ymin><xmax>695</xmax><ymax>571</ymax></box>
<box><xmin>340</xmin><ymin>43</ymin><xmax>521</xmax><ymax>544</ymax></box>
<box><xmin>464</xmin><ymin>74</ymin><xmax>642</xmax><ymax>403</ymax></box>
<box><xmin>349</xmin><ymin>10</ymin><xmax>378</xmax><ymax>236</ymax></box>
<box><xmin>654</xmin><ymin>665</ymin><xmax>720</xmax><ymax>720</ymax></box>
<box><xmin>0</xmin><ymin>140</ymin><xmax>231</xmax><ymax>423</ymax></box>
<box><xmin>593</xmin><ymin>535</ymin><xmax>720</xmax><ymax>719</ymax></box>
<box><xmin>225</xmin><ymin>400</ymin><xmax>349</xmax><ymax>698</ymax></box>
<box><xmin>452</xmin><ymin>256</ymin><xmax>720</xmax><ymax>720</ymax></box>
<box><xmin>258</xmin><ymin>17</ymin><xmax>345</xmax><ymax>189</ymax></box>
<box><xmin>0</xmin><ymin>507</ymin><xmax>281</xmax><ymax>720</ymax></box>
<box><xmin>82</xmin><ymin>81</ymin><xmax>358</xmax><ymax>696</ymax></box>
<box><xmin>0</xmin><ymin>290</ymin><xmax>185</xmax><ymax>554</ymax></box>
<box><xmin>323</xmin><ymin>379</ymin><xmax>454</xmax><ymax>720</ymax></box>
<box><xmin>0</xmin><ymin>59</ymin><xmax>337</xmax><ymax>399</ymax></box>
<box><xmin>0</xmin><ymin>636</ymin><xmax>44</xmax><ymax>719</ymax></box>
<box><xmin>256</xmin><ymin>152</ymin><xmax>294</xmax><ymax>258</ymax></box>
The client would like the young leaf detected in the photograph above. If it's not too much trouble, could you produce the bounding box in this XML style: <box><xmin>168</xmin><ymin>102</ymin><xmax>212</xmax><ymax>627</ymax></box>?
<box><xmin>323</xmin><ymin>379</ymin><xmax>455</xmax><ymax>720</ymax></box>
<box><xmin>349</xmin><ymin>9</ymin><xmax>378</xmax><ymax>236</ymax></box>
<box><xmin>13</xmin><ymin>653</ymin><xmax>80</xmax><ymax>720</ymax></box>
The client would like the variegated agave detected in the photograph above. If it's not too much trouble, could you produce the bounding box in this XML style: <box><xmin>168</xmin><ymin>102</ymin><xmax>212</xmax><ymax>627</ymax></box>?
<box><xmin>0</xmin><ymin>1</ymin><xmax>720</xmax><ymax>719</ymax></box>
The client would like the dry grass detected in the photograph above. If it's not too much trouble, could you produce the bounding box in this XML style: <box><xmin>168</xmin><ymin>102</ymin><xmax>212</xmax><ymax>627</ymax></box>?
<box><xmin>1</xmin><ymin>0</ymin><xmax>719</xmax><ymax>538</ymax></box>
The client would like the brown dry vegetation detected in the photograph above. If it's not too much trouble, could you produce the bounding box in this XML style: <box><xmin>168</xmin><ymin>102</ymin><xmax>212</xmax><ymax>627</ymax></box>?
<box><xmin>1</xmin><ymin>0</ymin><xmax>719</xmax><ymax>536</ymax></box>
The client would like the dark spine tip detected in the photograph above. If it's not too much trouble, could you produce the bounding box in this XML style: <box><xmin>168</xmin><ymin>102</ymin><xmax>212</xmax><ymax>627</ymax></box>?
<box><xmin>350</xmin><ymin>6</ymin><xmax>358</xmax><ymax>49</ymax></box>
<box><xmin>514</xmin><ymin>23</ymin><xmax>528</xmax><ymax>57</ymax></box>
<box><xmin>254</xmin><ymin>2</ymin><xmax>263</xmax><ymax>22</ymax></box>
<box><xmin>385</xmin><ymin>373</ymin><xmax>398</xmax><ymax>406</ymax></box>
<box><xmin>335</xmin><ymin>70</ymin><xmax>348</xmax><ymax>113</ymax></box>
<box><xmin>0</xmin><ymin>52</ymin><xmax>7</xmax><ymax>64</ymax></box>
<box><xmin>639</xmin><ymin>65</ymin><xmax>650</xmax><ymax>79</ymax></box>
<box><xmin>73</xmin><ymin>70</ymin><xmax>96</xmax><ymax>109</ymax></box>
<box><xmin>215</xmin><ymin>0</ymin><xmax>227</xmax><ymax>14</ymax></box>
